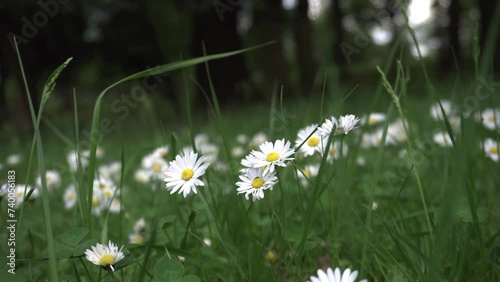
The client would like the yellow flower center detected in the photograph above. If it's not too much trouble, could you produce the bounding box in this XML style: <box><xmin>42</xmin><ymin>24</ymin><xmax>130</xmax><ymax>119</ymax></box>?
<box><xmin>103</xmin><ymin>190</ymin><xmax>112</xmax><ymax>197</ymax></box>
<box><xmin>304</xmin><ymin>169</ymin><xmax>311</xmax><ymax>177</ymax></box>
<box><xmin>16</xmin><ymin>191</ymin><xmax>23</xmax><ymax>198</ymax></box>
<box><xmin>266</xmin><ymin>152</ymin><xmax>279</xmax><ymax>162</ymax></box>
<box><xmin>152</xmin><ymin>162</ymin><xmax>162</xmax><ymax>174</ymax></box>
<box><xmin>368</xmin><ymin>116</ymin><xmax>377</xmax><ymax>125</ymax></box>
<box><xmin>99</xmin><ymin>254</ymin><xmax>115</xmax><ymax>266</ymax></box>
<box><xmin>133</xmin><ymin>235</ymin><xmax>144</xmax><ymax>244</ymax></box>
<box><xmin>99</xmin><ymin>183</ymin><xmax>106</xmax><ymax>189</ymax></box>
<box><xmin>489</xmin><ymin>115</ymin><xmax>495</xmax><ymax>122</ymax></box>
<box><xmin>67</xmin><ymin>193</ymin><xmax>75</xmax><ymax>200</ymax></box>
<box><xmin>265</xmin><ymin>250</ymin><xmax>278</xmax><ymax>263</ymax></box>
<box><xmin>251</xmin><ymin>177</ymin><xmax>264</xmax><ymax>189</ymax></box>
<box><xmin>329</xmin><ymin>147</ymin><xmax>336</xmax><ymax>154</ymax></box>
<box><xmin>46</xmin><ymin>175</ymin><xmax>53</xmax><ymax>182</ymax></box>
<box><xmin>490</xmin><ymin>146</ymin><xmax>498</xmax><ymax>154</ymax></box>
<box><xmin>181</xmin><ymin>169</ymin><xmax>194</xmax><ymax>180</ymax></box>
<box><xmin>92</xmin><ymin>198</ymin><xmax>99</xmax><ymax>207</ymax></box>
<box><xmin>307</xmin><ymin>136</ymin><xmax>320</xmax><ymax>147</ymax></box>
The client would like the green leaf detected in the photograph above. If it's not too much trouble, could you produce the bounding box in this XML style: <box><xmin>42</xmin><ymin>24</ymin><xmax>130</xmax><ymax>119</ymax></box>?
<box><xmin>72</xmin><ymin>238</ymin><xmax>99</xmax><ymax>257</ymax></box>
<box><xmin>154</xmin><ymin>258</ymin><xmax>184</xmax><ymax>281</ymax></box>
<box><xmin>41</xmin><ymin>241</ymin><xmax>73</xmax><ymax>258</ymax></box>
<box><xmin>179</xmin><ymin>275</ymin><xmax>201</xmax><ymax>282</ymax></box>
<box><xmin>61</xmin><ymin>227</ymin><xmax>89</xmax><ymax>247</ymax></box>
<box><xmin>160</xmin><ymin>215</ymin><xmax>177</xmax><ymax>233</ymax></box>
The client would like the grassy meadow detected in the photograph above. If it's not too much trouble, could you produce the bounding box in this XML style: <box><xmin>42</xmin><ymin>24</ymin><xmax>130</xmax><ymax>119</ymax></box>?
<box><xmin>1</xmin><ymin>32</ymin><xmax>500</xmax><ymax>282</ymax></box>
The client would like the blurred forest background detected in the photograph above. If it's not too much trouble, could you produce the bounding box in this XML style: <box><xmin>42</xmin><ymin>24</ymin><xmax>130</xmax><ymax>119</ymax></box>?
<box><xmin>0</xmin><ymin>0</ymin><xmax>499</xmax><ymax>133</ymax></box>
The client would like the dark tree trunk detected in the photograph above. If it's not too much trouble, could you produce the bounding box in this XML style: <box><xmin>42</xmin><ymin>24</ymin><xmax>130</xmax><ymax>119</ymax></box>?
<box><xmin>250</xmin><ymin>0</ymin><xmax>290</xmax><ymax>98</ymax></box>
<box><xmin>192</xmin><ymin>0</ymin><xmax>249</xmax><ymax>104</ymax></box>
<box><xmin>294</xmin><ymin>0</ymin><xmax>318</xmax><ymax>94</ymax></box>
<box><xmin>479</xmin><ymin>0</ymin><xmax>500</xmax><ymax>72</ymax></box>
<box><xmin>438</xmin><ymin>0</ymin><xmax>461</xmax><ymax>72</ymax></box>
<box><xmin>331</xmin><ymin>0</ymin><xmax>347</xmax><ymax>80</ymax></box>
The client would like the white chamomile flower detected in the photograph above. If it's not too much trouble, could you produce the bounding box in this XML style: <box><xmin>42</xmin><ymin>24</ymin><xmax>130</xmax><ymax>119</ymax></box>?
<box><xmin>164</xmin><ymin>151</ymin><xmax>209</xmax><ymax>197</ymax></box>
<box><xmin>236</xmin><ymin>134</ymin><xmax>249</xmax><ymax>145</ymax></box>
<box><xmin>297</xmin><ymin>164</ymin><xmax>319</xmax><ymax>186</ymax></box>
<box><xmin>99</xmin><ymin>162</ymin><xmax>122</xmax><ymax>182</ymax></box>
<box><xmin>109</xmin><ymin>199</ymin><xmax>122</xmax><ymax>213</ymax></box>
<box><xmin>295</xmin><ymin>124</ymin><xmax>322</xmax><ymax>156</ymax></box>
<box><xmin>430</xmin><ymin>100</ymin><xmax>454</xmax><ymax>121</ymax></box>
<box><xmin>134</xmin><ymin>218</ymin><xmax>146</xmax><ymax>233</ymax></box>
<box><xmin>129</xmin><ymin>233</ymin><xmax>144</xmax><ymax>244</ymax></box>
<box><xmin>319</xmin><ymin>115</ymin><xmax>360</xmax><ymax>136</ymax></box>
<box><xmin>481</xmin><ymin>108</ymin><xmax>500</xmax><ymax>130</ymax></box>
<box><xmin>236</xmin><ymin>167</ymin><xmax>277</xmax><ymax>201</ymax></box>
<box><xmin>250</xmin><ymin>132</ymin><xmax>268</xmax><ymax>148</ymax></box>
<box><xmin>364</xmin><ymin>112</ymin><xmax>386</xmax><ymax>126</ymax></box>
<box><xmin>35</xmin><ymin>170</ymin><xmax>61</xmax><ymax>191</ymax></box>
<box><xmin>318</xmin><ymin>140</ymin><xmax>348</xmax><ymax>163</ymax></box>
<box><xmin>194</xmin><ymin>133</ymin><xmax>210</xmax><ymax>150</ymax></box>
<box><xmin>433</xmin><ymin>132</ymin><xmax>453</xmax><ymax>147</ymax></box>
<box><xmin>6</xmin><ymin>154</ymin><xmax>22</xmax><ymax>166</ymax></box>
<box><xmin>134</xmin><ymin>169</ymin><xmax>151</xmax><ymax>184</ymax></box>
<box><xmin>141</xmin><ymin>154</ymin><xmax>168</xmax><ymax>180</ymax></box>
<box><xmin>307</xmin><ymin>267</ymin><xmax>367</xmax><ymax>282</ymax></box>
<box><xmin>85</xmin><ymin>241</ymin><xmax>125</xmax><ymax>272</ymax></box>
<box><xmin>15</xmin><ymin>185</ymin><xmax>39</xmax><ymax>209</ymax></box>
<box><xmin>241</xmin><ymin>139</ymin><xmax>295</xmax><ymax>173</ymax></box>
<box><xmin>67</xmin><ymin>150</ymin><xmax>89</xmax><ymax>172</ymax></box>
<box><xmin>484</xmin><ymin>138</ymin><xmax>499</xmax><ymax>162</ymax></box>
<box><xmin>231</xmin><ymin>146</ymin><xmax>245</xmax><ymax>158</ymax></box>
<box><xmin>153</xmin><ymin>146</ymin><xmax>169</xmax><ymax>158</ymax></box>
<box><xmin>63</xmin><ymin>185</ymin><xmax>77</xmax><ymax>209</ymax></box>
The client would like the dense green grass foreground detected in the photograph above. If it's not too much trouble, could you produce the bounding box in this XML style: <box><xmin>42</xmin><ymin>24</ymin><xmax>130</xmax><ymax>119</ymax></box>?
<box><xmin>1</xmin><ymin>41</ymin><xmax>500</xmax><ymax>281</ymax></box>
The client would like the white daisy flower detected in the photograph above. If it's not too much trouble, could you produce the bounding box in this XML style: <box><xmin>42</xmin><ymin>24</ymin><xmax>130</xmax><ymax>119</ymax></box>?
<box><xmin>318</xmin><ymin>140</ymin><xmax>348</xmax><ymax>163</ymax></box>
<box><xmin>236</xmin><ymin>134</ymin><xmax>249</xmax><ymax>145</ymax></box>
<box><xmin>141</xmin><ymin>154</ymin><xmax>168</xmax><ymax>180</ymax></box>
<box><xmin>250</xmin><ymin>132</ymin><xmax>268</xmax><ymax>148</ymax></box>
<box><xmin>129</xmin><ymin>233</ymin><xmax>144</xmax><ymax>244</ymax></box>
<box><xmin>387</xmin><ymin>119</ymin><xmax>408</xmax><ymax>144</ymax></box>
<box><xmin>164</xmin><ymin>151</ymin><xmax>209</xmax><ymax>197</ymax></box>
<box><xmin>297</xmin><ymin>164</ymin><xmax>319</xmax><ymax>186</ymax></box>
<box><xmin>363</xmin><ymin>112</ymin><xmax>386</xmax><ymax>126</ymax></box>
<box><xmin>430</xmin><ymin>100</ymin><xmax>454</xmax><ymax>121</ymax></box>
<box><xmin>153</xmin><ymin>146</ymin><xmax>169</xmax><ymax>158</ymax></box>
<box><xmin>6</xmin><ymin>154</ymin><xmax>22</xmax><ymax>166</ymax></box>
<box><xmin>134</xmin><ymin>169</ymin><xmax>151</xmax><ymax>184</ymax></box>
<box><xmin>295</xmin><ymin>124</ymin><xmax>322</xmax><ymax>156</ymax></box>
<box><xmin>433</xmin><ymin>132</ymin><xmax>453</xmax><ymax>147</ymax></box>
<box><xmin>109</xmin><ymin>199</ymin><xmax>121</xmax><ymax>213</ymax></box>
<box><xmin>15</xmin><ymin>185</ymin><xmax>39</xmax><ymax>209</ymax></box>
<box><xmin>203</xmin><ymin>238</ymin><xmax>212</xmax><ymax>247</ymax></box>
<box><xmin>35</xmin><ymin>170</ymin><xmax>61</xmax><ymax>191</ymax></box>
<box><xmin>199</xmin><ymin>143</ymin><xmax>219</xmax><ymax>164</ymax></box>
<box><xmin>194</xmin><ymin>133</ymin><xmax>210</xmax><ymax>150</ymax></box>
<box><xmin>85</xmin><ymin>241</ymin><xmax>125</xmax><ymax>272</ymax></box>
<box><xmin>481</xmin><ymin>108</ymin><xmax>500</xmax><ymax>130</ymax></box>
<box><xmin>99</xmin><ymin>162</ymin><xmax>122</xmax><ymax>183</ymax></box>
<box><xmin>63</xmin><ymin>185</ymin><xmax>77</xmax><ymax>209</ymax></box>
<box><xmin>484</xmin><ymin>138</ymin><xmax>499</xmax><ymax>162</ymax></box>
<box><xmin>319</xmin><ymin>115</ymin><xmax>360</xmax><ymax>136</ymax></box>
<box><xmin>307</xmin><ymin>267</ymin><xmax>367</xmax><ymax>282</ymax></box>
<box><xmin>91</xmin><ymin>188</ymin><xmax>107</xmax><ymax>216</ymax></box>
<box><xmin>241</xmin><ymin>139</ymin><xmax>295</xmax><ymax>173</ymax></box>
<box><xmin>133</xmin><ymin>218</ymin><xmax>146</xmax><ymax>233</ymax></box>
<box><xmin>67</xmin><ymin>150</ymin><xmax>89</xmax><ymax>172</ymax></box>
<box><xmin>231</xmin><ymin>146</ymin><xmax>246</xmax><ymax>158</ymax></box>
<box><xmin>236</xmin><ymin>167</ymin><xmax>277</xmax><ymax>201</ymax></box>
